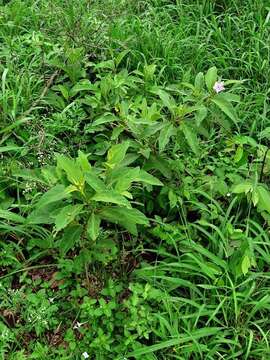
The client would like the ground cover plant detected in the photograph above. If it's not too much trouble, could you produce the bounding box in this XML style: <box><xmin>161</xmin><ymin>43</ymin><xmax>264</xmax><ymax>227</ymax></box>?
<box><xmin>0</xmin><ymin>0</ymin><xmax>270</xmax><ymax>359</ymax></box>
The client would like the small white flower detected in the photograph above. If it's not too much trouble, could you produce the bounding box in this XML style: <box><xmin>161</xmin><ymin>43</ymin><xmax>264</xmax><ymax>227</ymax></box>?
<box><xmin>73</xmin><ymin>321</ymin><xmax>82</xmax><ymax>329</ymax></box>
<box><xmin>82</xmin><ymin>352</ymin><xmax>89</xmax><ymax>359</ymax></box>
<box><xmin>226</xmin><ymin>193</ymin><xmax>231</xmax><ymax>197</ymax></box>
<box><xmin>49</xmin><ymin>297</ymin><xmax>54</xmax><ymax>303</ymax></box>
<box><xmin>213</xmin><ymin>81</ymin><xmax>225</xmax><ymax>93</ymax></box>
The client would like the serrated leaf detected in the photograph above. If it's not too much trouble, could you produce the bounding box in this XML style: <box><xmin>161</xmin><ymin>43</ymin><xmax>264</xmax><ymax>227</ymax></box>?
<box><xmin>181</xmin><ymin>121</ymin><xmax>199</xmax><ymax>155</ymax></box>
<box><xmin>53</xmin><ymin>204</ymin><xmax>84</xmax><ymax>233</ymax></box>
<box><xmin>136</xmin><ymin>169</ymin><xmax>163</xmax><ymax>186</ymax></box>
<box><xmin>0</xmin><ymin>209</ymin><xmax>25</xmax><ymax>223</ymax></box>
<box><xmin>205</xmin><ymin>66</ymin><xmax>217</xmax><ymax>91</ymax></box>
<box><xmin>158</xmin><ymin>123</ymin><xmax>176</xmax><ymax>152</ymax></box>
<box><xmin>87</xmin><ymin>213</ymin><xmax>101</xmax><ymax>241</ymax></box>
<box><xmin>59</xmin><ymin>224</ymin><xmax>82</xmax><ymax>255</ymax></box>
<box><xmin>92</xmin><ymin>191</ymin><xmax>131</xmax><ymax>208</ymax></box>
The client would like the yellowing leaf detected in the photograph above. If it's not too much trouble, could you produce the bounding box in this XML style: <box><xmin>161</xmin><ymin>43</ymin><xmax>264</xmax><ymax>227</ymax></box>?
<box><xmin>241</xmin><ymin>255</ymin><xmax>251</xmax><ymax>275</ymax></box>
<box><xmin>106</xmin><ymin>141</ymin><xmax>130</xmax><ymax>169</ymax></box>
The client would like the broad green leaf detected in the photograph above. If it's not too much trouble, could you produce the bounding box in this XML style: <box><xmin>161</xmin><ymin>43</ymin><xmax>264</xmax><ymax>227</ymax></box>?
<box><xmin>158</xmin><ymin>123</ymin><xmax>176</xmax><ymax>152</ymax></box>
<box><xmin>0</xmin><ymin>209</ymin><xmax>25</xmax><ymax>223</ymax></box>
<box><xmin>35</xmin><ymin>185</ymin><xmax>70</xmax><ymax>208</ymax></box>
<box><xmin>85</xmin><ymin>170</ymin><xmax>106</xmax><ymax>192</ymax></box>
<box><xmin>115</xmin><ymin>49</ymin><xmax>130</xmax><ymax>67</ymax></box>
<box><xmin>143</xmin><ymin>63</ymin><xmax>156</xmax><ymax>81</ymax></box>
<box><xmin>53</xmin><ymin>204</ymin><xmax>84</xmax><ymax>232</ymax></box>
<box><xmin>144</xmin><ymin>155</ymin><xmax>172</xmax><ymax>179</ymax></box>
<box><xmin>87</xmin><ymin>213</ymin><xmax>101</xmax><ymax>241</ymax></box>
<box><xmin>211</xmin><ymin>94</ymin><xmax>238</xmax><ymax>125</ymax></box>
<box><xmin>232</xmin><ymin>182</ymin><xmax>253</xmax><ymax>194</ymax></box>
<box><xmin>241</xmin><ymin>255</ymin><xmax>251</xmax><ymax>275</ymax></box>
<box><xmin>92</xmin><ymin>114</ymin><xmax>118</xmax><ymax>127</ymax></box>
<box><xmin>57</xmin><ymin>155</ymin><xmax>84</xmax><ymax>187</ymax></box>
<box><xmin>181</xmin><ymin>121</ymin><xmax>199</xmax><ymax>155</ymax></box>
<box><xmin>27</xmin><ymin>202</ymin><xmax>63</xmax><ymax>224</ymax></box>
<box><xmin>194</xmin><ymin>72</ymin><xmax>204</xmax><ymax>91</ymax></box>
<box><xmin>234</xmin><ymin>146</ymin><xmax>243</xmax><ymax>163</ymax></box>
<box><xmin>195</xmin><ymin>106</ymin><xmax>208</xmax><ymax>127</ymax></box>
<box><xmin>106</xmin><ymin>141</ymin><xmax>130</xmax><ymax>169</ymax></box>
<box><xmin>156</xmin><ymin>89</ymin><xmax>176</xmax><ymax>114</ymax></box>
<box><xmin>136</xmin><ymin>169</ymin><xmax>163</xmax><ymax>186</ymax></box>
<box><xmin>92</xmin><ymin>191</ymin><xmax>131</xmax><ymax>208</ymax></box>
<box><xmin>257</xmin><ymin>186</ymin><xmax>270</xmax><ymax>213</ymax></box>
<box><xmin>77</xmin><ymin>151</ymin><xmax>91</xmax><ymax>172</ymax></box>
<box><xmin>252</xmin><ymin>190</ymin><xmax>259</xmax><ymax>206</ymax></box>
<box><xmin>114</xmin><ymin>167</ymin><xmax>140</xmax><ymax>192</ymax></box>
<box><xmin>70</xmin><ymin>80</ymin><xmax>96</xmax><ymax>97</ymax></box>
<box><xmin>59</xmin><ymin>224</ymin><xmax>82</xmax><ymax>255</ymax></box>
<box><xmin>99</xmin><ymin>206</ymin><xmax>149</xmax><ymax>235</ymax></box>
<box><xmin>205</xmin><ymin>66</ymin><xmax>217</xmax><ymax>91</ymax></box>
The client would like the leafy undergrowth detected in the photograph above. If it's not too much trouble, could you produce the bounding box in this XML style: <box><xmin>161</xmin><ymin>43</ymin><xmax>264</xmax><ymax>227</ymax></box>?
<box><xmin>0</xmin><ymin>0</ymin><xmax>270</xmax><ymax>359</ymax></box>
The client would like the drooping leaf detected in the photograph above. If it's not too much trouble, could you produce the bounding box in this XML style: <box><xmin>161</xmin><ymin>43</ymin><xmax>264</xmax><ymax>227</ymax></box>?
<box><xmin>0</xmin><ymin>209</ymin><xmax>25</xmax><ymax>223</ymax></box>
<box><xmin>195</xmin><ymin>106</ymin><xmax>208</xmax><ymax>127</ymax></box>
<box><xmin>114</xmin><ymin>167</ymin><xmax>140</xmax><ymax>192</ymax></box>
<box><xmin>158</xmin><ymin>123</ymin><xmax>176</xmax><ymax>152</ymax></box>
<box><xmin>87</xmin><ymin>213</ymin><xmax>101</xmax><ymax>241</ymax></box>
<box><xmin>92</xmin><ymin>114</ymin><xmax>118</xmax><ymax>127</ymax></box>
<box><xmin>92</xmin><ymin>191</ymin><xmax>131</xmax><ymax>208</ymax></box>
<box><xmin>144</xmin><ymin>155</ymin><xmax>172</xmax><ymax>179</ymax></box>
<box><xmin>136</xmin><ymin>169</ymin><xmax>163</xmax><ymax>186</ymax></box>
<box><xmin>211</xmin><ymin>94</ymin><xmax>238</xmax><ymax>126</ymax></box>
<box><xmin>99</xmin><ymin>206</ymin><xmax>149</xmax><ymax>235</ymax></box>
<box><xmin>59</xmin><ymin>224</ymin><xmax>83</xmax><ymax>255</ymax></box>
<box><xmin>106</xmin><ymin>141</ymin><xmax>130</xmax><ymax>169</ymax></box>
<box><xmin>53</xmin><ymin>204</ymin><xmax>84</xmax><ymax>232</ymax></box>
<box><xmin>181</xmin><ymin>121</ymin><xmax>200</xmax><ymax>155</ymax></box>
<box><xmin>35</xmin><ymin>185</ymin><xmax>70</xmax><ymax>208</ymax></box>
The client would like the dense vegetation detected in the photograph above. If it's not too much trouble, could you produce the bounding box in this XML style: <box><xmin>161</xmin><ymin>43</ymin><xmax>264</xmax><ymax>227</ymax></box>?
<box><xmin>0</xmin><ymin>0</ymin><xmax>270</xmax><ymax>359</ymax></box>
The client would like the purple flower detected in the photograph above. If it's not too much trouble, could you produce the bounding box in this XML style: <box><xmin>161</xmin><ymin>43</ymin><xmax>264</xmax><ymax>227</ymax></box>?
<box><xmin>213</xmin><ymin>81</ymin><xmax>225</xmax><ymax>93</ymax></box>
